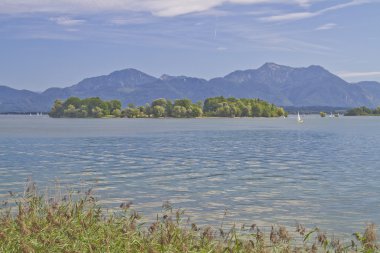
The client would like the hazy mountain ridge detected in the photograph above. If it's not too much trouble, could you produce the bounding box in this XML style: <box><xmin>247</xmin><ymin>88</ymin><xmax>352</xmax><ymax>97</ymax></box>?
<box><xmin>1</xmin><ymin>63</ymin><xmax>380</xmax><ymax>112</ymax></box>
<box><xmin>0</xmin><ymin>85</ymin><xmax>53</xmax><ymax>112</ymax></box>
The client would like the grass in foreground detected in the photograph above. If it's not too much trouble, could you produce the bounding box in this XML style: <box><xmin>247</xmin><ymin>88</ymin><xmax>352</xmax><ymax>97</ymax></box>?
<box><xmin>0</xmin><ymin>186</ymin><xmax>378</xmax><ymax>253</ymax></box>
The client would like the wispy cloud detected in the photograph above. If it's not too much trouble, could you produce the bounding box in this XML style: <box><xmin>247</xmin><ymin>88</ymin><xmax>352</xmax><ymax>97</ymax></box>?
<box><xmin>260</xmin><ymin>0</ymin><xmax>370</xmax><ymax>22</ymax></box>
<box><xmin>50</xmin><ymin>16</ymin><xmax>86</xmax><ymax>26</ymax></box>
<box><xmin>338</xmin><ymin>71</ymin><xmax>380</xmax><ymax>78</ymax></box>
<box><xmin>216</xmin><ymin>46</ymin><xmax>227</xmax><ymax>51</ymax></box>
<box><xmin>316</xmin><ymin>23</ymin><xmax>336</xmax><ymax>30</ymax></box>
<box><xmin>0</xmin><ymin>0</ymin><xmax>316</xmax><ymax>17</ymax></box>
<box><xmin>15</xmin><ymin>29</ymin><xmax>83</xmax><ymax>40</ymax></box>
<box><xmin>109</xmin><ymin>17</ymin><xmax>152</xmax><ymax>25</ymax></box>
<box><xmin>0</xmin><ymin>2</ymin><xmax>334</xmax><ymax>56</ymax></box>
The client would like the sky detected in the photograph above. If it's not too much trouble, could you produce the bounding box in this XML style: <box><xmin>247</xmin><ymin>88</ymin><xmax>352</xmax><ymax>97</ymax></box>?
<box><xmin>0</xmin><ymin>0</ymin><xmax>379</xmax><ymax>91</ymax></box>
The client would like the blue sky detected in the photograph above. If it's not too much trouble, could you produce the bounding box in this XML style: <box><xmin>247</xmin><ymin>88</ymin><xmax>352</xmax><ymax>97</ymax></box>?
<box><xmin>0</xmin><ymin>0</ymin><xmax>379</xmax><ymax>91</ymax></box>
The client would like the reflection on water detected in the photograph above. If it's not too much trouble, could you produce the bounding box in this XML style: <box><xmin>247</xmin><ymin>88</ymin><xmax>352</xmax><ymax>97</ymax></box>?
<box><xmin>0</xmin><ymin>116</ymin><xmax>380</xmax><ymax>235</ymax></box>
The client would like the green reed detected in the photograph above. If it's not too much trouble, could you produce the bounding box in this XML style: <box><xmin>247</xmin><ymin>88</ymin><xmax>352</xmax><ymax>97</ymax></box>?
<box><xmin>0</xmin><ymin>186</ymin><xmax>378</xmax><ymax>253</ymax></box>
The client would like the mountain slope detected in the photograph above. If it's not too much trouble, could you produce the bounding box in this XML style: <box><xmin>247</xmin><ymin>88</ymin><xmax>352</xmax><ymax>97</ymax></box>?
<box><xmin>42</xmin><ymin>68</ymin><xmax>158</xmax><ymax>100</ymax></box>
<box><xmin>0</xmin><ymin>86</ymin><xmax>50</xmax><ymax>112</ymax></box>
<box><xmin>355</xmin><ymin>81</ymin><xmax>380</xmax><ymax>107</ymax></box>
<box><xmin>1</xmin><ymin>63</ymin><xmax>380</xmax><ymax>113</ymax></box>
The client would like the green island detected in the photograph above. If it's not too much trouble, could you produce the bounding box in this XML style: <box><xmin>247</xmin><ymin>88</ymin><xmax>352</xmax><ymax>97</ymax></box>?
<box><xmin>345</xmin><ymin>106</ymin><xmax>380</xmax><ymax>116</ymax></box>
<box><xmin>0</xmin><ymin>187</ymin><xmax>378</xmax><ymax>253</ymax></box>
<box><xmin>48</xmin><ymin>96</ymin><xmax>287</xmax><ymax>118</ymax></box>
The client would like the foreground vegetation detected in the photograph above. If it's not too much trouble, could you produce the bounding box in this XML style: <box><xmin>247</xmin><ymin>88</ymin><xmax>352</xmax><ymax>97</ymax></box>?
<box><xmin>345</xmin><ymin>106</ymin><xmax>380</xmax><ymax>116</ymax></box>
<box><xmin>0</xmin><ymin>187</ymin><xmax>378</xmax><ymax>253</ymax></box>
<box><xmin>49</xmin><ymin>96</ymin><xmax>287</xmax><ymax>118</ymax></box>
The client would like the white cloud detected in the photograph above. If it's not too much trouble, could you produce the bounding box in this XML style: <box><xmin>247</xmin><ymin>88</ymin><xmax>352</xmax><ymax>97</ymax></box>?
<box><xmin>338</xmin><ymin>71</ymin><xmax>380</xmax><ymax>78</ymax></box>
<box><xmin>260</xmin><ymin>0</ymin><xmax>370</xmax><ymax>22</ymax></box>
<box><xmin>316</xmin><ymin>23</ymin><xmax>336</xmax><ymax>30</ymax></box>
<box><xmin>109</xmin><ymin>17</ymin><xmax>151</xmax><ymax>25</ymax></box>
<box><xmin>262</xmin><ymin>11</ymin><xmax>316</xmax><ymax>21</ymax></box>
<box><xmin>50</xmin><ymin>16</ymin><xmax>86</xmax><ymax>26</ymax></box>
<box><xmin>216</xmin><ymin>46</ymin><xmax>227</xmax><ymax>51</ymax></box>
<box><xmin>0</xmin><ymin>0</ymin><xmax>314</xmax><ymax>17</ymax></box>
<box><xmin>65</xmin><ymin>28</ymin><xmax>80</xmax><ymax>32</ymax></box>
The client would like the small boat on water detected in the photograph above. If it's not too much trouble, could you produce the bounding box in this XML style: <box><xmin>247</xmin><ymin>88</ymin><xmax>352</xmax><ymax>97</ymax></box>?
<box><xmin>297</xmin><ymin>112</ymin><xmax>304</xmax><ymax>123</ymax></box>
<box><xmin>329</xmin><ymin>112</ymin><xmax>340</xmax><ymax>118</ymax></box>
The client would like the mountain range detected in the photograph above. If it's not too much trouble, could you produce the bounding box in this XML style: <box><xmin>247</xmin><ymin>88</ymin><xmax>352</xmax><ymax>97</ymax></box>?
<box><xmin>1</xmin><ymin>63</ymin><xmax>380</xmax><ymax>113</ymax></box>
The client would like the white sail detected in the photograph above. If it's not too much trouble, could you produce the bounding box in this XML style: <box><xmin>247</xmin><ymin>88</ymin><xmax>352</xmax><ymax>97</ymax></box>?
<box><xmin>297</xmin><ymin>112</ymin><xmax>303</xmax><ymax>123</ymax></box>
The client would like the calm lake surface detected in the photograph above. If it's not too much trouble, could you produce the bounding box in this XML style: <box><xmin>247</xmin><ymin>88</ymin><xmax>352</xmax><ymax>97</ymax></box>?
<box><xmin>0</xmin><ymin>115</ymin><xmax>379</xmax><ymax>235</ymax></box>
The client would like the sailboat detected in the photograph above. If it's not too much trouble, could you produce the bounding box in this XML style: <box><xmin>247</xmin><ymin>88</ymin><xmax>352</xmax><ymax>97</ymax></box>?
<box><xmin>297</xmin><ymin>112</ymin><xmax>304</xmax><ymax>123</ymax></box>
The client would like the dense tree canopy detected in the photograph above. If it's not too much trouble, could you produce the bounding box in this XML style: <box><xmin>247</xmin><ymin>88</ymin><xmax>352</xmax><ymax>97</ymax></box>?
<box><xmin>49</xmin><ymin>97</ymin><xmax>122</xmax><ymax>118</ymax></box>
<box><xmin>49</xmin><ymin>96</ymin><xmax>287</xmax><ymax>118</ymax></box>
<box><xmin>345</xmin><ymin>106</ymin><xmax>380</xmax><ymax>116</ymax></box>
<box><xmin>203</xmin><ymin>96</ymin><xmax>286</xmax><ymax>117</ymax></box>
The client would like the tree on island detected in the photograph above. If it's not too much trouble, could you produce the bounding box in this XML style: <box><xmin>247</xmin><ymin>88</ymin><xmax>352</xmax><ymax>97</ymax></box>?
<box><xmin>203</xmin><ymin>96</ymin><xmax>286</xmax><ymax>117</ymax></box>
<box><xmin>49</xmin><ymin>97</ymin><xmax>122</xmax><ymax>118</ymax></box>
<box><xmin>49</xmin><ymin>96</ymin><xmax>287</xmax><ymax>118</ymax></box>
<box><xmin>345</xmin><ymin>106</ymin><xmax>380</xmax><ymax>116</ymax></box>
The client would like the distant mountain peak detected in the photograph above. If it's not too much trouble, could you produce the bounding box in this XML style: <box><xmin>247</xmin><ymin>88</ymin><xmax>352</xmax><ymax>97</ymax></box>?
<box><xmin>259</xmin><ymin>62</ymin><xmax>291</xmax><ymax>71</ymax></box>
<box><xmin>66</xmin><ymin>68</ymin><xmax>158</xmax><ymax>94</ymax></box>
<box><xmin>306</xmin><ymin>65</ymin><xmax>326</xmax><ymax>71</ymax></box>
<box><xmin>262</xmin><ymin>62</ymin><xmax>280</xmax><ymax>68</ymax></box>
<box><xmin>109</xmin><ymin>68</ymin><xmax>153</xmax><ymax>77</ymax></box>
<box><xmin>160</xmin><ymin>74</ymin><xmax>176</xmax><ymax>81</ymax></box>
<box><xmin>224</xmin><ymin>62</ymin><xmax>295</xmax><ymax>83</ymax></box>
<box><xmin>223</xmin><ymin>69</ymin><xmax>255</xmax><ymax>83</ymax></box>
<box><xmin>160</xmin><ymin>74</ymin><xmax>206</xmax><ymax>83</ymax></box>
<box><xmin>303</xmin><ymin>65</ymin><xmax>339</xmax><ymax>80</ymax></box>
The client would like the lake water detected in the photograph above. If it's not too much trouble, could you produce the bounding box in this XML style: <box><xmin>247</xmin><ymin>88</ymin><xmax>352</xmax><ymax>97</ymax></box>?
<box><xmin>0</xmin><ymin>115</ymin><xmax>379</xmax><ymax>235</ymax></box>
